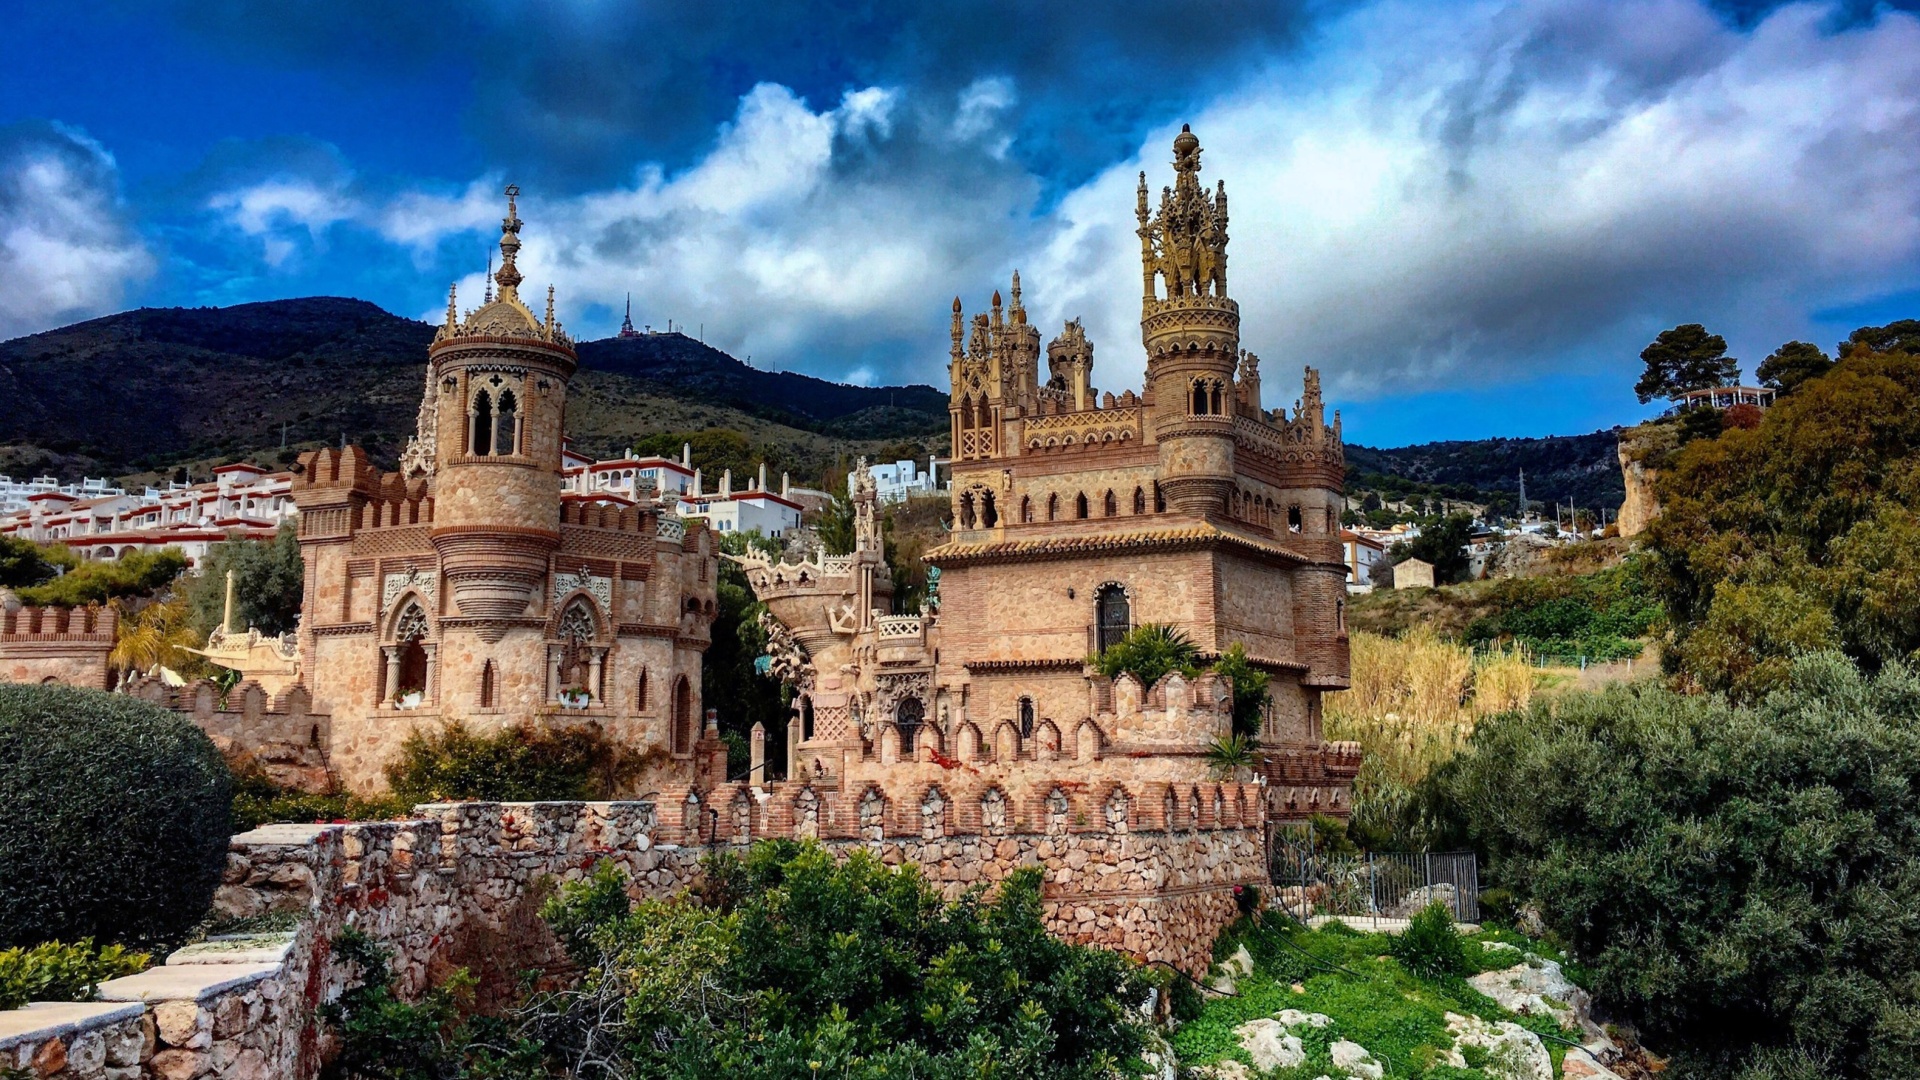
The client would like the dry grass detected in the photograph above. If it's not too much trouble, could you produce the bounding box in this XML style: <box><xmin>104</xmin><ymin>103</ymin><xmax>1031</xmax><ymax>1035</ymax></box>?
<box><xmin>1326</xmin><ymin>628</ymin><xmax>1535</xmax><ymax>789</ymax></box>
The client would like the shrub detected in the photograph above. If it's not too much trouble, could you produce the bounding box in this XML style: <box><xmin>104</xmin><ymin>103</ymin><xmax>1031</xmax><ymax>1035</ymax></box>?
<box><xmin>0</xmin><ymin>940</ymin><xmax>149</xmax><ymax>1010</ymax></box>
<box><xmin>1388</xmin><ymin>901</ymin><xmax>1467</xmax><ymax>980</ymax></box>
<box><xmin>321</xmin><ymin>929</ymin><xmax>543</xmax><ymax>1080</ymax></box>
<box><xmin>14</xmin><ymin>548</ymin><xmax>187</xmax><ymax>607</ymax></box>
<box><xmin>228</xmin><ymin>760</ymin><xmax>412</xmax><ymax>830</ymax></box>
<box><xmin>1423</xmin><ymin>653</ymin><xmax>1920</xmax><ymax>1076</ymax></box>
<box><xmin>0</xmin><ymin>684</ymin><xmax>232</xmax><ymax>950</ymax></box>
<box><xmin>384</xmin><ymin>721</ymin><xmax>635</xmax><ymax>804</ymax></box>
<box><xmin>1091</xmin><ymin>623</ymin><xmax>1199</xmax><ymax>688</ymax></box>
<box><xmin>532</xmin><ymin>841</ymin><xmax>1153</xmax><ymax>1078</ymax></box>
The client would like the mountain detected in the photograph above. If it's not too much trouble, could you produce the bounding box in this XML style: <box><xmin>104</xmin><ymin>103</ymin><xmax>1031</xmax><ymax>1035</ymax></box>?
<box><xmin>0</xmin><ymin>298</ymin><xmax>949</xmax><ymax>484</ymax></box>
<box><xmin>1346</xmin><ymin>430</ymin><xmax>1627</xmax><ymax>513</ymax></box>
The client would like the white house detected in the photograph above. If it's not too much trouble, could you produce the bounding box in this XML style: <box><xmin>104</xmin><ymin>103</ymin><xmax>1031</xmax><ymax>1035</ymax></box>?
<box><xmin>859</xmin><ymin>455</ymin><xmax>947</xmax><ymax>504</ymax></box>
<box><xmin>1341</xmin><ymin>529</ymin><xmax>1385</xmax><ymax>592</ymax></box>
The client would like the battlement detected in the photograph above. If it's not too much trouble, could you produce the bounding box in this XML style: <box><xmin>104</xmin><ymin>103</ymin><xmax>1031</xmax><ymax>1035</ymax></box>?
<box><xmin>0</xmin><ymin>603</ymin><xmax>114</xmax><ymax>638</ymax></box>
<box><xmin>557</xmin><ymin>500</ymin><xmax>653</xmax><ymax>532</ymax></box>
<box><xmin>293</xmin><ymin>446</ymin><xmax>378</xmax><ymax>493</ymax></box>
<box><xmin>128</xmin><ymin>676</ymin><xmax>333</xmax><ymax>791</ymax></box>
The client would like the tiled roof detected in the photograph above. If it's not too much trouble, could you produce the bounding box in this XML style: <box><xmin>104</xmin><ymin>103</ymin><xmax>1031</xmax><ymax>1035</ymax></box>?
<box><xmin>925</xmin><ymin>521</ymin><xmax>1316</xmax><ymax>566</ymax></box>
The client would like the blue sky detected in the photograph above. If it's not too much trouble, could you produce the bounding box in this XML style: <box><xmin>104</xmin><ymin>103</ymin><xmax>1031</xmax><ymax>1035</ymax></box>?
<box><xmin>4</xmin><ymin>0</ymin><xmax>1919</xmax><ymax>447</ymax></box>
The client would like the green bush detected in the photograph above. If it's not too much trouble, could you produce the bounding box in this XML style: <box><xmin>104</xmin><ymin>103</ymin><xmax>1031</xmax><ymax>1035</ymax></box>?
<box><xmin>0</xmin><ymin>684</ymin><xmax>232</xmax><ymax>950</ymax></box>
<box><xmin>14</xmin><ymin>548</ymin><xmax>187</xmax><ymax>607</ymax></box>
<box><xmin>1091</xmin><ymin>623</ymin><xmax>1199</xmax><ymax>688</ymax></box>
<box><xmin>1388</xmin><ymin>901</ymin><xmax>1467</xmax><ymax>980</ymax></box>
<box><xmin>228</xmin><ymin>762</ymin><xmax>412</xmax><ymax>830</ymax></box>
<box><xmin>321</xmin><ymin>929</ymin><xmax>543</xmax><ymax>1080</ymax></box>
<box><xmin>385</xmin><ymin>720</ymin><xmax>635</xmax><ymax>804</ymax></box>
<box><xmin>1423</xmin><ymin>653</ymin><xmax>1920</xmax><ymax>1076</ymax></box>
<box><xmin>531</xmin><ymin>841</ymin><xmax>1154</xmax><ymax>1078</ymax></box>
<box><xmin>0</xmin><ymin>939</ymin><xmax>149</xmax><ymax>1010</ymax></box>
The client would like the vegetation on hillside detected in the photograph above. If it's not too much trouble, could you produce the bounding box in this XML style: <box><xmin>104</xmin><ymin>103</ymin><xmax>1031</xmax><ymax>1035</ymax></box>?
<box><xmin>1174</xmin><ymin>910</ymin><xmax>1584</xmax><ymax>1079</ymax></box>
<box><xmin>1421</xmin><ymin>653</ymin><xmax>1920</xmax><ymax>1079</ymax></box>
<box><xmin>1646</xmin><ymin>334</ymin><xmax>1920</xmax><ymax>700</ymax></box>
<box><xmin>183</xmin><ymin>523</ymin><xmax>304</xmax><ymax>638</ymax></box>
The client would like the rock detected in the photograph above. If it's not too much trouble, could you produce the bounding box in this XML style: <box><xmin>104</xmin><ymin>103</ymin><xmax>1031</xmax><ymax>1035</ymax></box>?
<box><xmin>1211</xmin><ymin>944</ymin><xmax>1255</xmax><ymax>994</ymax></box>
<box><xmin>1232</xmin><ymin>1018</ymin><xmax>1305</xmax><ymax>1071</ymax></box>
<box><xmin>1468</xmin><ymin>957</ymin><xmax>1594</xmax><ymax>1034</ymax></box>
<box><xmin>1199</xmin><ymin>1060</ymin><xmax>1251</xmax><ymax>1080</ymax></box>
<box><xmin>1388</xmin><ymin>882</ymin><xmax>1459</xmax><ymax>918</ymax></box>
<box><xmin>1563</xmin><ymin>1048</ymin><xmax>1630</xmax><ymax>1080</ymax></box>
<box><xmin>1329</xmin><ymin>1039</ymin><xmax>1384</xmax><ymax>1079</ymax></box>
<box><xmin>1276</xmin><ymin>1008</ymin><xmax>1332</xmax><ymax>1029</ymax></box>
<box><xmin>1480</xmin><ymin>940</ymin><xmax>1521</xmax><ymax>955</ymax></box>
<box><xmin>1516</xmin><ymin>904</ymin><xmax>1548</xmax><ymax>939</ymax></box>
<box><xmin>1444</xmin><ymin>1012</ymin><xmax>1552</xmax><ymax>1080</ymax></box>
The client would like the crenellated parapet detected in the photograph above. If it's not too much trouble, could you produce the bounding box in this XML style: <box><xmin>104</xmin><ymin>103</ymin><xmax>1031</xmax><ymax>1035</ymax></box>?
<box><xmin>0</xmin><ymin>602</ymin><xmax>115</xmax><ymax>690</ymax></box>
<box><xmin>127</xmin><ymin>675</ymin><xmax>334</xmax><ymax>791</ymax></box>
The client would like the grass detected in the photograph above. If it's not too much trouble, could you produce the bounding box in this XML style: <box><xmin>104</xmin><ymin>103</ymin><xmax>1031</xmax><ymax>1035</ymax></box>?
<box><xmin>1174</xmin><ymin>914</ymin><xmax>1581</xmax><ymax>1078</ymax></box>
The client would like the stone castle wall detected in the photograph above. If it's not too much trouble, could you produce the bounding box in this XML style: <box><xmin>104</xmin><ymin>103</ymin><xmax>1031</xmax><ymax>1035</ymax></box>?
<box><xmin>0</xmin><ymin>603</ymin><xmax>116</xmax><ymax>691</ymax></box>
<box><xmin>126</xmin><ymin>676</ymin><xmax>334</xmax><ymax>792</ymax></box>
<box><xmin>3</xmin><ymin>792</ymin><xmax>1262</xmax><ymax>1079</ymax></box>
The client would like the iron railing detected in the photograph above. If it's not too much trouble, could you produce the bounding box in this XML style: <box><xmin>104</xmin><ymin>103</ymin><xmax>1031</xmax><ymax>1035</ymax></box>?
<box><xmin>1269</xmin><ymin>823</ymin><xmax>1480</xmax><ymax>924</ymax></box>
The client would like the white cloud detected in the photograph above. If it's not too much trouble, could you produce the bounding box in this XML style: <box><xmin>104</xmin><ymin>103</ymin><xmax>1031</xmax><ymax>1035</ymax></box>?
<box><xmin>1027</xmin><ymin>0</ymin><xmax>1920</xmax><ymax>405</ymax></box>
<box><xmin>363</xmin><ymin>0</ymin><xmax>1920</xmax><ymax>405</ymax></box>
<box><xmin>0</xmin><ymin>124</ymin><xmax>154</xmax><ymax>339</ymax></box>
<box><xmin>209</xmin><ymin>176</ymin><xmax>359</xmax><ymax>266</ymax></box>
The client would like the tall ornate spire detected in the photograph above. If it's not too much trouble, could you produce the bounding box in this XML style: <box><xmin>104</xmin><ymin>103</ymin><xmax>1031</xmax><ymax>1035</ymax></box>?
<box><xmin>494</xmin><ymin>184</ymin><xmax>524</xmax><ymax>303</ymax></box>
<box><xmin>1139</xmin><ymin>125</ymin><xmax>1230</xmax><ymax>303</ymax></box>
<box><xmin>619</xmin><ymin>292</ymin><xmax>640</xmax><ymax>337</ymax></box>
<box><xmin>484</xmin><ymin>250</ymin><xmax>494</xmax><ymax>304</ymax></box>
<box><xmin>950</xmin><ymin>296</ymin><xmax>964</xmax><ymax>360</ymax></box>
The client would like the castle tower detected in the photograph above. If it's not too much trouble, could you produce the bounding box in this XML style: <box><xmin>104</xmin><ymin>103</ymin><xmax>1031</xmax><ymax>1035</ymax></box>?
<box><xmin>1045</xmin><ymin>318</ymin><xmax>1095</xmax><ymax>412</ymax></box>
<box><xmin>427</xmin><ymin>185</ymin><xmax>577</xmax><ymax>641</ymax></box>
<box><xmin>948</xmin><ymin>273</ymin><xmax>1042</xmax><ymax>464</ymax></box>
<box><xmin>1139</xmin><ymin>125</ymin><xmax>1239</xmax><ymax>515</ymax></box>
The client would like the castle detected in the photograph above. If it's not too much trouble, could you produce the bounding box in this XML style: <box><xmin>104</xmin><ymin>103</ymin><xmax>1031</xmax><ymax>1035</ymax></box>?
<box><xmin>271</xmin><ymin>186</ymin><xmax>718</xmax><ymax>791</ymax></box>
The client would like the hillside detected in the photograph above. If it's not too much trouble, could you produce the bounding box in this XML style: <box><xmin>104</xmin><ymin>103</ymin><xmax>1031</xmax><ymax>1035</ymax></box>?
<box><xmin>0</xmin><ymin>298</ymin><xmax>949</xmax><ymax>485</ymax></box>
<box><xmin>1347</xmin><ymin>430</ymin><xmax>1626</xmax><ymax>514</ymax></box>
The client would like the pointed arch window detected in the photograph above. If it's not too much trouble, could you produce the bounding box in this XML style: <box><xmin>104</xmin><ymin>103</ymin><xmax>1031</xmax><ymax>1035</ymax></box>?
<box><xmin>479</xmin><ymin>660</ymin><xmax>497</xmax><ymax>708</ymax></box>
<box><xmin>1103</xmin><ymin>490</ymin><xmax>1117</xmax><ymax>517</ymax></box>
<box><xmin>470</xmin><ymin>390</ymin><xmax>493</xmax><ymax>456</ymax></box>
<box><xmin>1096</xmin><ymin>584</ymin><xmax>1131</xmax><ymax>654</ymax></box>
<box><xmin>895</xmin><ymin>697</ymin><xmax>925</xmax><ymax>755</ymax></box>
<box><xmin>1192</xmin><ymin>379</ymin><xmax>1208</xmax><ymax>415</ymax></box>
<box><xmin>1047</xmin><ymin>493</ymin><xmax>1059</xmax><ymax>521</ymax></box>
<box><xmin>1018</xmin><ymin>696</ymin><xmax>1036</xmax><ymax>740</ymax></box>
<box><xmin>1210</xmin><ymin>382</ymin><xmax>1224</xmax><ymax>416</ymax></box>
<box><xmin>636</xmin><ymin>668</ymin><xmax>649</xmax><ymax>710</ymax></box>
<box><xmin>494</xmin><ymin>389</ymin><xmax>517</xmax><ymax>455</ymax></box>
<box><xmin>671</xmin><ymin>676</ymin><xmax>694</xmax><ymax>755</ymax></box>
<box><xmin>1075</xmin><ymin>492</ymin><xmax>1089</xmax><ymax>519</ymax></box>
<box><xmin>959</xmin><ymin>491</ymin><xmax>977</xmax><ymax>529</ymax></box>
<box><xmin>1019</xmin><ymin>496</ymin><xmax>1032</xmax><ymax>523</ymax></box>
<box><xmin>960</xmin><ymin>395</ymin><xmax>975</xmax><ymax>430</ymax></box>
<box><xmin>980</xmin><ymin>491</ymin><xmax>998</xmax><ymax>528</ymax></box>
<box><xmin>1133</xmin><ymin>487</ymin><xmax>1146</xmax><ymax>515</ymax></box>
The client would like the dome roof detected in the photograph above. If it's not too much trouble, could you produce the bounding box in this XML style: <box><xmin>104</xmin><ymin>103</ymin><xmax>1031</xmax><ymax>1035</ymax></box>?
<box><xmin>433</xmin><ymin>184</ymin><xmax>572</xmax><ymax>349</ymax></box>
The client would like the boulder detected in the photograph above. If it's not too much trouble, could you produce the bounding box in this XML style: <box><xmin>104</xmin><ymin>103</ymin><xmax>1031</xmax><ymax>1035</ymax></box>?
<box><xmin>1468</xmin><ymin>957</ymin><xmax>1594</xmax><ymax>1035</ymax></box>
<box><xmin>1329</xmin><ymin>1039</ymin><xmax>1384</xmax><ymax>1079</ymax></box>
<box><xmin>1210</xmin><ymin>943</ymin><xmax>1255</xmax><ymax>995</ymax></box>
<box><xmin>1444</xmin><ymin>1012</ymin><xmax>1552</xmax><ymax>1080</ymax></box>
<box><xmin>1233</xmin><ymin>1018</ymin><xmax>1305</xmax><ymax>1071</ymax></box>
<box><xmin>1388</xmin><ymin>883</ymin><xmax>1459</xmax><ymax>918</ymax></box>
<box><xmin>1276</xmin><ymin>1008</ymin><xmax>1332</xmax><ymax>1029</ymax></box>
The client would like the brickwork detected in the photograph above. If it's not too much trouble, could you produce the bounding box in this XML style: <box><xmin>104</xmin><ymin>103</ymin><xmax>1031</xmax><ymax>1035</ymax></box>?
<box><xmin>0</xmin><ymin>603</ymin><xmax>115</xmax><ymax>690</ymax></box>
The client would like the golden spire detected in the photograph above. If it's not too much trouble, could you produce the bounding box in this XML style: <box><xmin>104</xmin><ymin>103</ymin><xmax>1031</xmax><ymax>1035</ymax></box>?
<box><xmin>950</xmin><ymin>297</ymin><xmax>964</xmax><ymax>360</ymax></box>
<box><xmin>545</xmin><ymin>284</ymin><xmax>556</xmax><ymax>333</ymax></box>
<box><xmin>494</xmin><ymin>184</ymin><xmax>524</xmax><ymax>304</ymax></box>
<box><xmin>443</xmin><ymin>283</ymin><xmax>458</xmax><ymax>330</ymax></box>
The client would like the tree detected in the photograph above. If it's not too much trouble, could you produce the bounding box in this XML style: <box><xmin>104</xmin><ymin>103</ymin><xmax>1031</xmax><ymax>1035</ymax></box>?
<box><xmin>525</xmin><ymin>843</ymin><xmax>1153</xmax><ymax>1079</ymax></box>
<box><xmin>183</xmin><ymin>523</ymin><xmax>304</xmax><ymax>638</ymax></box>
<box><xmin>1423</xmin><ymin>654</ymin><xmax>1920</xmax><ymax>1078</ymax></box>
<box><xmin>1210</xmin><ymin>642</ymin><xmax>1271</xmax><ymax>736</ymax></box>
<box><xmin>14</xmin><ymin>548</ymin><xmax>186</xmax><ymax>607</ymax></box>
<box><xmin>0</xmin><ymin>537</ymin><xmax>58</xmax><ymax>591</ymax></box>
<box><xmin>705</xmin><ymin>532</ymin><xmax>790</xmax><ymax>778</ymax></box>
<box><xmin>109</xmin><ymin>595</ymin><xmax>203</xmax><ymax>680</ymax></box>
<box><xmin>1646</xmin><ymin>349</ymin><xmax>1920</xmax><ymax>698</ymax></box>
<box><xmin>1755</xmin><ymin>340</ymin><xmax>1833</xmax><ymax>395</ymax></box>
<box><xmin>1635</xmin><ymin>323</ymin><xmax>1738</xmax><ymax>403</ymax></box>
<box><xmin>1841</xmin><ymin>318</ymin><xmax>1920</xmax><ymax>358</ymax></box>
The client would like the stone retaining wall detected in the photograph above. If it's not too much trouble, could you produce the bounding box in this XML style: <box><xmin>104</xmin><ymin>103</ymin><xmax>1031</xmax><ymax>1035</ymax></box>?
<box><xmin>0</xmin><ymin>792</ymin><xmax>1262</xmax><ymax>1078</ymax></box>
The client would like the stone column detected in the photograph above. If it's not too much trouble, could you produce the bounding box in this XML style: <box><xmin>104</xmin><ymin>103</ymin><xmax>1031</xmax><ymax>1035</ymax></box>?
<box><xmin>750</xmin><ymin>722</ymin><xmax>766</xmax><ymax>787</ymax></box>
<box><xmin>588</xmin><ymin>649</ymin><xmax>604</xmax><ymax>702</ymax></box>
<box><xmin>546</xmin><ymin>647</ymin><xmax>561</xmax><ymax>704</ymax></box>
<box><xmin>383</xmin><ymin>647</ymin><xmax>400</xmax><ymax>703</ymax></box>
<box><xmin>787</xmin><ymin>716</ymin><xmax>801</xmax><ymax>781</ymax></box>
<box><xmin>422</xmin><ymin>644</ymin><xmax>437</xmax><ymax>702</ymax></box>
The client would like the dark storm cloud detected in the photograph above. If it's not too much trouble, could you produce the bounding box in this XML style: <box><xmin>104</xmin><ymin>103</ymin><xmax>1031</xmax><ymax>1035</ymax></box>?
<box><xmin>134</xmin><ymin>0</ymin><xmax>1340</xmax><ymax>189</ymax></box>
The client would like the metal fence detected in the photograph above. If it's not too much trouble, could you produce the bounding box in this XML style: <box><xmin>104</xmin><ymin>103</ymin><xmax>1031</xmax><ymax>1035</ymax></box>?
<box><xmin>1269</xmin><ymin>823</ymin><xmax>1480</xmax><ymax>925</ymax></box>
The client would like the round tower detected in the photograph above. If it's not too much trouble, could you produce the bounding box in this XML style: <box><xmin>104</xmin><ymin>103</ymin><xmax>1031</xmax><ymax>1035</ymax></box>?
<box><xmin>1139</xmin><ymin>126</ymin><xmax>1239</xmax><ymax>516</ymax></box>
<box><xmin>426</xmin><ymin>186</ymin><xmax>577</xmax><ymax>637</ymax></box>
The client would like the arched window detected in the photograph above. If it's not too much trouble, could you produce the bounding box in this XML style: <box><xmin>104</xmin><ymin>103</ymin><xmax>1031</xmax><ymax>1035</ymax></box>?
<box><xmin>392</xmin><ymin>601</ymin><xmax>429</xmax><ymax>700</ymax></box>
<box><xmin>1018</xmin><ymin>697</ymin><xmax>1035</xmax><ymax>740</ymax></box>
<box><xmin>1047</xmin><ymin>493</ymin><xmax>1059</xmax><ymax>521</ymax></box>
<box><xmin>1133</xmin><ymin>486</ymin><xmax>1146</xmax><ymax>514</ymax></box>
<box><xmin>801</xmin><ymin>696</ymin><xmax>815</xmax><ymax>740</ymax></box>
<box><xmin>1019</xmin><ymin>496</ymin><xmax>1032</xmax><ymax>523</ymax></box>
<box><xmin>960</xmin><ymin>395</ymin><xmax>975</xmax><ymax>430</ymax></box>
<box><xmin>1154</xmin><ymin>483</ymin><xmax>1166</xmax><ymax>512</ymax></box>
<box><xmin>1096</xmin><ymin>584</ymin><xmax>1131</xmax><ymax>654</ymax></box>
<box><xmin>959</xmin><ymin>492</ymin><xmax>976</xmax><ymax>529</ymax></box>
<box><xmin>494</xmin><ymin>390</ymin><xmax>517</xmax><ymax>455</ymax></box>
<box><xmin>1288</xmin><ymin>505</ymin><xmax>1302</xmax><ymax>532</ymax></box>
<box><xmin>478</xmin><ymin>660</ymin><xmax>496</xmax><ymax>708</ymax></box>
<box><xmin>470</xmin><ymin>391</ymin><xmax>493</xmax><ymax>456</ymax></box>
<box><xmin>1075</xmin><ymin>492</ymin><xmax>1089</xmax><ymax>519</ymax></box>
<box><xmin>1210</xmin><ymin>381</ymin><xmax>1224</xmax><ymax>416</ymax></box>
<box><xmin>672</xmin><ymin>676</ymin><xmax>693</xmax><ymax>755</ymax></box>
<box><xmin>981</xmin><ymin>491</ymin><xmax>998</xmax><ymax>528</ymax></box>
<box><xmin>1103</xmin><ymin>490</ymin><xmax>1117</xmax><ymax>517</ymax></box>
<box><xmin>895</xmin><ymin>697</ymin><xmax>924</xmax><ymax>755</ymax></box>
<box><xmin>636</xmin><ymin>668</ymin><xmax>649</xmax><ymax>710</ymax></box>
<box><xmin>1192</xmin><ymin>379</ymin><xmax>1209</xmax><ymax>415</ymax></box>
